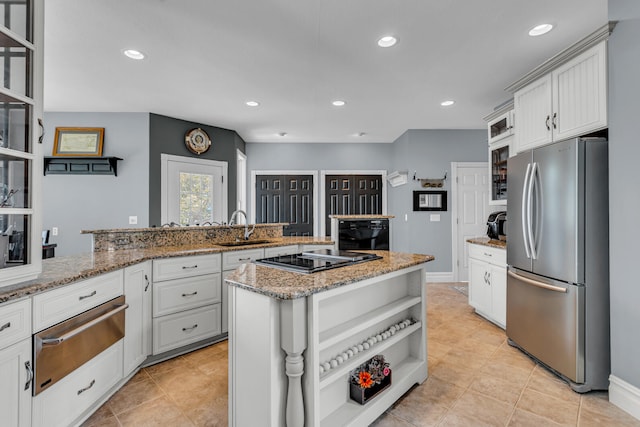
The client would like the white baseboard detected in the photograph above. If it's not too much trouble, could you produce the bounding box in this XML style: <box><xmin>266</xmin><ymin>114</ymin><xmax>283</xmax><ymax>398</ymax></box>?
<box><xmin>609</xmin><ymin>374</ymin><xmax>640</xmax><ymax>421</ymax></box>
<box><xmin>425</xmin><ymin>272</ymin><xmax>454</xmax><ymax>282</ymax></box>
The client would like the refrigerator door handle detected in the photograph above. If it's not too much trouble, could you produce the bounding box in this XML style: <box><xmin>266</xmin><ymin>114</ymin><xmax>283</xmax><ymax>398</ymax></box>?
<box><xmin>521</xmin><ymin>162</ymin><xmax>532</xmax><ymax>259</ymax></box>
<box><xmin>528</xmin><ymin>162</ymin><xmax>538</xmax><ymax>259</ymax></box>
<box><xmin>507</xmin><ymin>270</ymin><xmax>567</xmax><ymax>293</ymax></box>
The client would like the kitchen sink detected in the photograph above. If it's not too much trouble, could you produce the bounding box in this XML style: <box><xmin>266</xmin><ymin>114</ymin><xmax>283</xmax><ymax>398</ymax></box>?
<box><xmin>216</xmin><ymin>239</ymin><xmax>273</xmax><ymax>247</ymax></box>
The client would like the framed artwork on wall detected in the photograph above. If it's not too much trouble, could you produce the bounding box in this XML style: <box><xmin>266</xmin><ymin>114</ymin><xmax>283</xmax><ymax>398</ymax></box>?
<box><xmin>413</xmin><ymin>190</ymin><xmax>447</xmax><ymax>211</ymax></box>
<box><xmin>53</xmin><ymin>127</ymin><xmax>104</xmax><ymax>156</ymax></box>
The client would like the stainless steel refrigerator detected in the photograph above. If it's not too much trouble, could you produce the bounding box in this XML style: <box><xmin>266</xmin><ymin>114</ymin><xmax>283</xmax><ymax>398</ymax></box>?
<box><xmin>506</xmin><ymin>136</ymin><xmax>610</xmax><ymax>392</ymax></box>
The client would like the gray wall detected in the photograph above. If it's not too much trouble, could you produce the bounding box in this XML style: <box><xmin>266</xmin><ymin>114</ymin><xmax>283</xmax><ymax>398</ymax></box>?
<box><xmin>608</xmin><ymin>0</ymin><xmax>640</xmax><ymax>393</ymax></box>
<box><xmin>42</xmin><ymin>112</ymin><xmax>150</xmax><ymax>255</ymax></box>
<box><xmin>388</xmin><ymin>130</ymin><xmax>487</xmax><ymax>272</ymax></box>
<box><xmin>148</xmin><ymin>114</ymin><xmax>246</xmax><ymax>226</ymax></box>
<box><xmin>246</xmin><ymin>129</ymin><xmax>487</xmax><ymax>272</ymax></box>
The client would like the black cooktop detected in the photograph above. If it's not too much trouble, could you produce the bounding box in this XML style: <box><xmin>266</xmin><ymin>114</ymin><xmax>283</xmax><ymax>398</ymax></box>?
<box><xmin>254</xmin><ymin>249</ymin><xmax>381</xmax><ymax>274</ymax></box>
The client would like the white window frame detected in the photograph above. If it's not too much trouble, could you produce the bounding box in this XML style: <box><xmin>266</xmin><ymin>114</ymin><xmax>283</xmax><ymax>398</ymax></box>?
<box><xmin>160</xmin><ymin>154</ymin><xmax>228</xmax><ymax>225</ymax></box>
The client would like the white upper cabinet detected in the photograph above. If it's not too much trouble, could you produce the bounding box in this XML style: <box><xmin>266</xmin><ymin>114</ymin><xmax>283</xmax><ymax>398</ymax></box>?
<box><xmin>0</xmin><ymin>0</ymin><xmax>43</xmax><ymax>288</ymax></box>
<box><xmin>513</xmin><ymin>41</ymin><xmax>607</xmax><ymax>153</ymax></box>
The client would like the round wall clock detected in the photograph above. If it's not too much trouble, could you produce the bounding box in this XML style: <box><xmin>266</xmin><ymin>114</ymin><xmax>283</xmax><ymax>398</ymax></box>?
<box><xmin>185</xmin><ymin>128</ymin><xmax>212</xmax><ymax>155</ymax></box>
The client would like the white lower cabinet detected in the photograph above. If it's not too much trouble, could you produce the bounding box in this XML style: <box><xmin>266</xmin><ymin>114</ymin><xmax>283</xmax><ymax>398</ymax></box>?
<box><xmin>152</xmin><ymin>254</ymin><xmax>223</xmax><ymax>355</ymax></box>
<box><xmin>32</xmin><ymin>340</ymin><xmax>123</xmax><ymax>427</ymax></box>
<box><xmin>468</xmin><ymin>243</ymin><xmax>506</xmax><ymax>328</ymax></box>
<box><xmin>123</xmin><ymin>261</ymin><xmax>152</xmax><ymax>378</ymax></box>
<box><xmin>0</xmin><ymin>338</ymin><xmax>32</xmax><ymax>427</ymax></box>
<box><xmin>152</xmin><ymin>304</ymin><xmax>221</xmax><ymax>354</ymax></box>
<box><xmin>222</xmin><ymin>248</ymin><xmax>264</xmax><ymax>334</ymax></box>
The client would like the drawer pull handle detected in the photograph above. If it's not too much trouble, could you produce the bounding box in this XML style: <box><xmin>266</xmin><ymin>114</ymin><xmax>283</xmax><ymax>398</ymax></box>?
<box><xmin>24</xmin><ymin>361</ymin><xmax>33</xmax><ymax>390</ymax></box>
<box><xmin>182</xmin><ymin>265</ymin><xmax>198</xmax><ymax>269</ymax></box>
<box><xmin>483</xmin><ymin>252</ymin><xmax>492</xmax><ymax>257</ymax></box>
<box><xmin>42</xmin><ymin>303</ymin><xmax>129</xmax><ymax>346</ymax></box>
<box><xmin>182</xmin><ymin>324</ymin><xmax>198</xmax><ymax>332</ymax></box>
<box><xmin>238</xmin><ymin>257</ymin><xmax>251</xmax><ymax>262</ymax></box>
<box><xmin>0</xmin><ymin>321</ymin><xmax>10</xmax><ymax>332</ymax></box>
<box><xmin>182</xmin><ymin>291</ymin><xmax>198</xmax><ymax>297</ymax></box>
<box><xmin>77</xmin><ymin>379</ymin><xmax>95</xmax><ymax>395</ymax></box>
<box><xmin>144</xmin><ymin>274</ymin><xmax>150</xmax><ymax>292</ymax></box>
<box><xmin>79</xmin><ymin>290</ymin><xmax>97</xmax><ymax>301</ymax></box>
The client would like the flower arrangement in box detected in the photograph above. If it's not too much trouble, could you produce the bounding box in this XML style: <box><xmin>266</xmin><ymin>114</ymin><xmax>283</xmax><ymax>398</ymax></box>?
<box><xmin>349</xmin><ymin>354</ymin><xmax>392</xmax><ymax>404</ymax></box>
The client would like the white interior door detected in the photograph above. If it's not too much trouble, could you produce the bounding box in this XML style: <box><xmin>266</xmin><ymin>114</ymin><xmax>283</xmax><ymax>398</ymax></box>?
<box><xmin>161</xmin><ymin>154</ymin><xmax>228</xmax><ymax>225</ymax></box>
<box><xmin>452</xmin><ymin>163</ymin><xmax>491</xmax><ymax>281</ymax></box>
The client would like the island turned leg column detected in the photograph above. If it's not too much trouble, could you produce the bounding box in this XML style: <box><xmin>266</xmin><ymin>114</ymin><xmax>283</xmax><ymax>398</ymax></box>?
<box><xmin>280</xmin><ymin>298</ymin><xmax>307</xmax><ymax>427</ymax></box>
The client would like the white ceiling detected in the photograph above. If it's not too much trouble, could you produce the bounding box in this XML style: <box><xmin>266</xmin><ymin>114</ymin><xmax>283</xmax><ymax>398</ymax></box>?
<box><xmin>43</xmin><ymin>0</ymin><xmax>608</xmax><ymax>143</ymax></box>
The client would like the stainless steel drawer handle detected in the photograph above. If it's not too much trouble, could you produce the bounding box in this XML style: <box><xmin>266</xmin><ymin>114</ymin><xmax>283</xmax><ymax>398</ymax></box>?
<box><xmin>24</xmin><ymin>361</ymin><xmax>33</xmax><ymax>391</ymax></box>
<box><xmin>508</xmin><ymin>271</ymin><xmax>568</xmax><ymax>293</ymax></box>
<box><xmin>238</xmin><ymin>257</ymin><xmax>251</xmax><ymax>262</ymax></box>
<box><xmin>144</xmin><ymin>274</ymin><xmax>150</xmax><ymax>292</ymax></box>
<box><xmin>182</xmin><ymin>265</ymin><xmax>198</xmax><ymax>269</ymax></box>
<box><xmin>0</xmin><ymin>321</ymin><xmax>10</xmax><ymax>332</ymax></box>
<box><xmin>182</xmin><ymin>324</ymin><xmax>198</xmax><ymax>332</ymax></box>
<box><xmin>79</xmin><ymin>290</ymin><xmax>97</xmax><ymax>301</ymax></box>
<box><xmin>483</xmin><ymin>252</ymin><xmax>492</xmax><ymax>257</ymax></box>
<box><xmin>181</xmin><ymin>291</ymin><xmax>198</xmax><ymax>297</ymax></box>
<box><xmin>77</xmin><ymin>379</ymin><xmax>95</xmax><ymax>395</ymax></box>
<box><xmin>41</xmin><ymin>303</ymin><xmax>129</xmax><ymax>346</ymax></box>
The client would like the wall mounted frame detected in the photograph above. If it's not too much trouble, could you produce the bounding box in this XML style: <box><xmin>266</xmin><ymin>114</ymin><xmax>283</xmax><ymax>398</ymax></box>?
<box><xmin>413</xmin><ymin>190</ymin><xmax>447</xmax><ymax>211</ymax></box>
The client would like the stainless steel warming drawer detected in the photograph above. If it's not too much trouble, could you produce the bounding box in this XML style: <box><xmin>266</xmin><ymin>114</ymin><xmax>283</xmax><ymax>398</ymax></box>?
<box><xmin>33</xmin><ymin>295</ymin><xmax>128</xmax><ymax>395</ymax></box>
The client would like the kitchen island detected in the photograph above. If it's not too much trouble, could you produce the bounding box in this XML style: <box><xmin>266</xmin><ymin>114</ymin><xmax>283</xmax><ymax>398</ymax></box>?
<box><xmin>225</xmin><ymin>250</ymin><xmax>433</xmax><ymax>427</ymax></box>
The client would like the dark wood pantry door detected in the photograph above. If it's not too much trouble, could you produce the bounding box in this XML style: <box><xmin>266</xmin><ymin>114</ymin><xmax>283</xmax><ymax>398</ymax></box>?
<box><xmin>325</xmin><ymin>175</ymin><xmax>383</xmax><ymax>235</ymax></box>
<box><xmin>255</xmin><ymin>175</ymin><xmax>314</xmax><ymax>236</ymax></box>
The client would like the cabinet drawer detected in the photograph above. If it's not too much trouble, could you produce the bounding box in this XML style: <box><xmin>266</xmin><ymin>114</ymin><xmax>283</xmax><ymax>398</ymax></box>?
<box><xmin>32</xmin><ymin>341</ymin><xmax>123</xmax><ymax>427</ymax></box>
<box><xmin>222</xmin><ymin>249</ymin><xmax>264</xmax><ymax>271</ymax></box>
<box><xmin>264</xmin><ymin>245</ymin><xmax>299</xmax><ymax>258</ymax></box>
<box><xmin>153</xmin><ymin>273</ymin><xmax>221</xmax><ymax>317</ymax></box>
<box><xmin>32</xmin><ymin>270</ymin><xmax>124</xmax><ymax>333</ymax></box>
<box><xmin>153</xmin><ymin>254</ymin><xmax>222</xmax><ymax>282</ymax></box>
<box><xmin>468</xmin><ymin>243</ymin><xmax>506</xmax><ymax>266</ymax></box>
<box><xmin>152</xmin><ymin>304</ymin><xmax>221</xmax><ymax>354</ymax></box>
<box><xmin>0</xmin><ymin>298</ymin><xmax>31</xmax><ymax>350</ymax></box>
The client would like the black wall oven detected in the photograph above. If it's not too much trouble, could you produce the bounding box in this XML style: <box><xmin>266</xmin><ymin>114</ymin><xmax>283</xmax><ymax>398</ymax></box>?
<box><xmin>338</xmin><ymin>219</ymin><xmax>390</xmax><ymax>250</ymax></box>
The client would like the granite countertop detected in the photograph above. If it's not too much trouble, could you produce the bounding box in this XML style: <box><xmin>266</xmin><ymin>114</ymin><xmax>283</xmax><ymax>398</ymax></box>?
<box><xmin>0</xmin><ymin>236</ymin><xmax>333</xmax><ymax>304</ymax></box>
<box><xmin>329</xmin><ymin>215</ymin><xmax>395</xmax><ymax>219</ymax></box>
<box><xmin>467</xmin><ymin>237</ymin><xmax>507</xmax><ymax>249</ymax></box>
<box><xmin>225</xmin><ymin>250</ymin><xmax>434</xmax><ymax>300</ymax></box>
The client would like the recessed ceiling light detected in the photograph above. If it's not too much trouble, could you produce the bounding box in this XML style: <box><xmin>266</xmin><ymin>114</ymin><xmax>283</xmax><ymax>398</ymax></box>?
<box><xmin>278</xmin><ymin>132</ymin><xmax>287</xmax><ymax>137</ymax></box>
<box><xmin>440</xmin><ymin>100</ymin><xmax>455</xmax><ymax>107</ymax></box>
<box><xmin>246</xmin><ymin>101</ymin><xmax>260</xmax><ymax>107</ymax></box>
<box><xmin>377</xmin><ymin>36</ymin><xmax>397</xmax><ymax>48</ymax></box>
<box><xmin>332</xmin><ymin>100</ymin><xmax>346</xmax><ymax>107</ymax></box>
<box><xmin>528</xmin><ymin>24</ymin><xmax>553</xmax><ymax>37</ymax></box>
<box><xmin>123</xmin><ymin>49</ymin><xmax>145</xmax><ymax>60</ymax></box>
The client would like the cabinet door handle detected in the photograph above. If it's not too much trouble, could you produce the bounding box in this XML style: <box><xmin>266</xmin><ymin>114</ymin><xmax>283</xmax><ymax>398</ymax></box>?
<box><xmin>24</xmin><ymin>361</ymin><xmax>33</xmax><ymax>391</ymax></box>
<box><xmin>77</xmin><ymin>379</ymin><xmax>95</xmax><ymax>395</ymax></box>
<box><xmin>552</xmin><ymin>112</ymin><xmax>557</xmax><ymax>129</ymax></box>
<box><xmin>0</xmin><ymin>321</ymin><xmax>10</xmax><ymax>332</ymax></box>
<box><xmin>238</xmin><ymin>257</ymin><xmax>252</xmax><ymax>262</ymax></box>
<box><xmin>182</xmin><ymin>265</ymin><xmax>198</xmax><ymax>269</ymax></box>
<box><xmin>144</xmin><ymin>274</ymin><xmax>150</xmax><ymax>292</ymax></box>
<box><xmin>38</xmin><ymin>118</ymin><xmax>44</xmax><ymax>144</ymax></box>
<box><xmin>483</xmin><ymin>252</ymin><xmax>492</xmax><ymax>257</ymax></box>
<box><xmin>182</xmin><ymin>324</ymin><xmax>198</xmax><ymax>332</ymax></box>
<box><xmin>545</xmin><ymin>115</ymin><xmax>551</xmax><ymax>131</ymax></box>
<box><xmin>79</xmin><ymin>290</ymin><xmax>97</xmax><ymax>301</ymax></box>
<box><xmin>181</xmin><ymin>291</ymin><xmax>198</xmax><ymax>297</ymax></box>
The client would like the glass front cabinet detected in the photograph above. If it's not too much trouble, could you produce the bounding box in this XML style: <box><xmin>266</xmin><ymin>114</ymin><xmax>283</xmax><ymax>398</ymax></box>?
<box><xmin>0</xmin><ymin>0</ymin><xmax>44</xmax><ymax>286</ymax></box>
<box><xmin>484</xmin><ymin>101</ymin><xmax>513</xmax><ymax>205</ymax></box>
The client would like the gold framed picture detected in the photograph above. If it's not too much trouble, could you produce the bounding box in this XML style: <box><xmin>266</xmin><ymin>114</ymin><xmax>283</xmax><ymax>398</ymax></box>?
<box><xmin>53</xmin><ymin>127</ymin><xmax>105</xmax><ymax>156</ymax></box>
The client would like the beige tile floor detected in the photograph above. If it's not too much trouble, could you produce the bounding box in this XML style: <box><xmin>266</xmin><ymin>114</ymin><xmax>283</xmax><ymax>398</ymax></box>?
<box><xmin>83</xmin><ymin>283</ymin><xmax>640</xmax><ymax>426</ymax></box>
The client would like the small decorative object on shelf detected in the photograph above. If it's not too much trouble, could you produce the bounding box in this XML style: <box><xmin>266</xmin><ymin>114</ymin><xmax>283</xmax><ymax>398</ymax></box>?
<box><xmin>349</xmin><ymin>354</ymin><xmax>392</xmax><ymax>404</ymax></box>
<box><xmin>53</xmin><ymin>127</ymin><xmax>105</xmax><ymax>156</ymax></box>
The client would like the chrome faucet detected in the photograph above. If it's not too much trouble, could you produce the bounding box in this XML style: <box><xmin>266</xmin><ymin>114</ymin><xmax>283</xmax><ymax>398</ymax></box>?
<box><xmin>229</xmin><ymin>210</ymin><xmax>256</xmax><ymax>240</ymax></box>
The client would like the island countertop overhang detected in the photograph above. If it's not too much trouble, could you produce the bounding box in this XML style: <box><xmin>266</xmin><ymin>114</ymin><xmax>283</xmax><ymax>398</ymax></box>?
<box><xmin>225</xmin><ymin>250</ymin><xmax>434</xmax><ymax>300</ymax></box>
